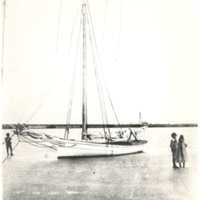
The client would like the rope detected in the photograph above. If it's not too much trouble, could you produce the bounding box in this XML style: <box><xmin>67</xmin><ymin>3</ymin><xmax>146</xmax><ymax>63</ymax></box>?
<box><xmin>18</xmin><ymin>64</ymin><xmax>53</xmax><ymax>123</ymax></box>
<box><xmin>20</xmin><ymin>2</ymin><xmax>76</xmax><ymax>124</ymax></box>
<box><xmin>18</xmin><ymin>95</ymin><xmax>33</xmax><ymax>123</ymax></box>
<box><xmin>18</xmin><ymin>0</ymin><xmax>69</xmax><ymax>123</ymax></box>
<box><xmin>1</xmin><ymin>0</ymin><xmax>7</xmax><ymax>85</ymax></box>
<box><xmin>24</xmin><ymin>61</ymin><xmax>65</xmax><ymax>123</ymax></box>
<box><xmin>115</xmin><ymin>0</ymin><xmax>122</xmax><ymax>62</ymax></box>
<box><xmin>55</xmin><ymin>0</ymin><xmax>63</xmax><ymax>52</ymax></box>
<box><xmin>88</xmin><ymin>29</ymin><xmax>107</xmax><ymax>129</ymax></box>
<box><xmin>87</xmin><ymin>16</ymin><xmax>105</xmax><ymax>122</ymax></box>
<box><xmin>102</xmin><ymin>0</ymin><xmax>108</xmax><ymax>49</ymax></box>
<box><xmin>64</xmin><ymin>10</ymin><xmax>83</xmax><ymax>139</ymax></box>
<box><xmin>2</xmin><ymin>133</ymin><xmax>16</xmax><ymax>145</ymax></box>
<box><xmin>68</xmin><ymin>3</ymin><xmax>82</xmax><ymax>54</ymax></box>
<box><xmin>86</xmin><ymin>9</ymin><xmax>111</xmax><ymax>139</ymax></box>
<box><xmin>86</xmin><ymin>0</ymin><xmax>121</xmax><ymax>125</ymax></box>
<box><xmin>18</xmin><ymin>131</ymin><xmax>70</xmax><ymax>150</ymax></box>
<box><xmin>86</xmin><ymin>2</ymin><xmax>121</xmax><ymax>134</ymax></box>
<box><xmin>2</xmin><ymin>129</ymin><xmax>67</xmax><ymax>163</ymax></box>
<box><xmin>18</xmin><ymin>63</ymin><xmax>63</xmax><ymax>124</ymax></box>
<box><xmin>18</xmin><ymin>135</ymin><xmax>57</xmax><ymax>150</ymax></box>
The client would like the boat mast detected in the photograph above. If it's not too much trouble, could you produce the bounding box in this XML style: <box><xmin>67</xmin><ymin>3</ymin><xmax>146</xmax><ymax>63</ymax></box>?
<box><xmin>82</xmin><ymin>2</ymin><xmax>87</xmax><ymax>139</ymax></box>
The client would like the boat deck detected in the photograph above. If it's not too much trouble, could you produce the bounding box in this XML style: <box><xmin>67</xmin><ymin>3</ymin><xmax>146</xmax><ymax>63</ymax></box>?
<box><xmin>108</xmin><ymin>140</ymin><xmax>147</xmax><ymax>145</ymax></box>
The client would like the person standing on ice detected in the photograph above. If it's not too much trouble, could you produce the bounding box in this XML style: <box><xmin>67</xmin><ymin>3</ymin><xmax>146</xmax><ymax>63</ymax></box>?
<box><xmin>5</xmin><ymin>133</ymin><xmax>14</xmax><ymax>156</ymax></box>
<box><xmin>176</xmin><ymin>135</ymin><xmax>188</xmax><ymax>168</ymax></box>
<box><xmin>170</xmin><ymin>132</ymin><xmax>179</xmax><ymax>168</ymax></box>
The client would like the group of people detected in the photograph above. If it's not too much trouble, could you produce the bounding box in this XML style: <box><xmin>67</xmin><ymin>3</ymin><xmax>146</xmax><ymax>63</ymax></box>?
<box><xmin>170</xmin><ymin>132</ymin><xmax>187</xmax><ymax>168</ymax></box>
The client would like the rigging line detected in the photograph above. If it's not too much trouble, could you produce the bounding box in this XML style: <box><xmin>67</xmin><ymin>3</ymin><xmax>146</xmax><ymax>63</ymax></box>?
<box><xmin>19</xmin><ymin>133</ymin><xmax>66</xmax><ymax>149</ymax></box>
<box><xmin>20</xmin><ymin>55</ymin><xmax>66</xmax><ymax>124</ymax></box>
<box><xmin>68</xmin><ymin>3</ymin><xmax>82</xmax><ymax>55</ymax></box>
<box><xmin>1</xmin><ymin>0</ymin><xmax>7</xmax><ymax>85</ymax></box>
<box><xmin>21</xmin><ymin>1</ymin><xmax>75</xmax><ymax>123</ymax></box>
<box><xmin>86</xmin><ymin>5</ymin><xmax>116</xmax><ymax>137</ymax></box>
<box><xmin>25</xmin><ymin>63</ymin><xmax>65</xmax><ymax>124</ymax></box>
<box><xmin>102</xmin><ymin>0</ymin><xmax>108</xmax><ymax>49</ymax></box>
<box><xmin>87</xmin><ymin>15</ymin><xmax>105</xmax><ymax>121</ymax></box>
<box><xmin>89</xmin><ymin>48</ymin><xmax>109</xmax><ymax>140</ymax></box>
<box><xmin>90</xmin><ymin>35</ymin><xmax>121</xmax><ymax>127</ymax></box>
<box><xmin>18</xmin><ymin>68</ymin><xmax>49</xmax><ymax>123</ymax></box>
<box><xmin>87</xmin><ymin>15</ymin><xmax>107</xmax><ymax>124</ymax></box>
<box><xmin>94</xmin><ymin>61</ymin><xmax>110</xmax><ymax>135</ymax></box>
<box><xmin>88</xmin><ymin>28</ymin><xmax>107</xmax><ymax>129</ymax></box>
<box><xmin>18</xmin><ymin>60</ymin><xmax>60</xmax><ymax>123</ymax></box>
<box><xmin>87</xmin><ymin>17</ymin><xmax>111</xmax><ymax>137</ymax></box>
<box><xmin>93</xmin><ymin>52</ymin><xmax>110</xmax><ymax>129</ymax></box>
<box><xmin>66</xmin><ymin>10</ymin><xmax>82</xmax><ymax>124</ymax></box>
<box><xmin>115</xmin><ymin>0</ymin><xmax>122</xmax><ymax>62</ymax></box>
<box><xmin>86</xmin><ymin>3</ymin><xmax>121</xmax><ymax>127</ymax></box>
<box><xmin>18</xmin><ymin>136</ymin><xmax>57</xmax><ymax>150</ymax></box>
<box><xmin>64</xmin><ymin>11</ymin><xmax>82</xmax><ymax>138</ymax></box>
<box><xmin>22</xmin><ymin>3</ymin><xmax>80</xmax><ymax>124</ymax></box>
<box><xmin>90</xmin><ymin>40</ymin><xmax>121</xmax><ymax>128</ymax></box>
<box><xmin>18</xmin><ymin>135</ymin><xmax>55</xmax><ymax>147</ymax></box>
<box><xmin>2</xmin><ymin>141</ymin><xmax>20</xmax><ymax>164</ymax></box>
<box><xmin>2</xmin><ymin>133</ymin><xmax>16</xmax><ymax>145</ymax></box>
<box><xmin>91</xmin><ymin>52</ymin><xmax>109</xmax><ymax>138</ymax></box>
<box><xmin>20</xmin><ymin>138</ymin><xmax>56</xmax><ymax>149</ymax></box>
<box><xmin>56</xmin><ymin>0</ymin><xmax>63</xmax><ymax>52</ymax></box>
<box><xmin>18</xmin><ymin>56</ymin><xmax>54</xmax><ymax>123</ymax></box>
<box><xmin>18</xmin><ymin>95</ymin><xmax>33</xmax><ymax>123</ymax></box>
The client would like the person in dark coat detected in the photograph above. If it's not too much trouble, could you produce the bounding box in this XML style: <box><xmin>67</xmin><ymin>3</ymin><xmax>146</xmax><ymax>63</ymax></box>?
<box><xmin>170</xmin><ymin>132</ymin><xmax>178</xmax><ymax>168</ymax></box>
<box><xmin>5</xmin><ymin>133</ymin><xmax>14</xmax><ymax>156</ymax></box>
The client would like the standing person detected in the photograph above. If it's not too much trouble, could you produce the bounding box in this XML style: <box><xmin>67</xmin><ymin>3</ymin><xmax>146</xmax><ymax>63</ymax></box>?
<box><xmin>170</xmin><ymin>132</ymin><xmax>179</xmax><ymax>168</ymax></box>
<box><xmin>176</xmin><ymin>135</ymin><xmax>188</xmax><ymax>168</ymax></box>
<box><xmin>5</xmin><ymin>133</ymin><xmax>14</xmax><ymax>156</ymax></box>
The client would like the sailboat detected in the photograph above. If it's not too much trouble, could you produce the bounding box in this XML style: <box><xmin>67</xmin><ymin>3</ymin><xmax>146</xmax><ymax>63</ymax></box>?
<box><xmin>6</xmin><ymin>2</ymin><xmax>148</xmax><ymax>158</ymax></box>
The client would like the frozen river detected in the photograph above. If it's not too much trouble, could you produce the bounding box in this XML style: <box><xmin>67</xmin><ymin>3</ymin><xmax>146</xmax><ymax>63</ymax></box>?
<box><xmin>2</xmin><ymin>127</ymin><xmax>199</xmax><ymax>200</ymax></box>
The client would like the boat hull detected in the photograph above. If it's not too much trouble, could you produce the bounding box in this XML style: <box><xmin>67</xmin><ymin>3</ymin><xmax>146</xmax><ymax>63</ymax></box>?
<box><xmin>57</xmin><ymin>140</ymin><xmax>147</xmax><ymax>158</ymax></box>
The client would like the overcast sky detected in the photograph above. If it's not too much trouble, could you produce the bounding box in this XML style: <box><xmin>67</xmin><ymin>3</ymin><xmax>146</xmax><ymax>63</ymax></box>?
<box><xmin>1</xmin><ymin>0</ymin><xmax>199</xmax><ymax>125</ymax></box>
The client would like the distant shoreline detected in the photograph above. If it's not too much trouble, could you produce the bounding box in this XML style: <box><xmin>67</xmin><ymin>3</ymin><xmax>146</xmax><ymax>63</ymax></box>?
<box><xmin>2</xmin><ymin>123</ymin><xmax>198</xmax><ymax>130</ymax></box>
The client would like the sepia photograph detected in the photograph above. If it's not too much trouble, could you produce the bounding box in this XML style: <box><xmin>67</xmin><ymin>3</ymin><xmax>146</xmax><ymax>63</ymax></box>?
<box><xmin>1</xmin><ymin>0</ymin><xmax>199</xmax><ymax>199</ymax></box>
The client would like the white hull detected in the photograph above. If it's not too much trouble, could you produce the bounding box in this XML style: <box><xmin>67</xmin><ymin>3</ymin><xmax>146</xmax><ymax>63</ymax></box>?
<box><xmin>57</xmin><ymin>140</ymin><xmax>147</xmax><ymax>158</ymax></box>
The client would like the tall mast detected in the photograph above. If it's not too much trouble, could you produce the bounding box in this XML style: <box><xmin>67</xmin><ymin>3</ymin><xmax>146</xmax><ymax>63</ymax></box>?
<box><xmin>82</xmin><ymin>3</ymin><xmax>87</xmax><ymax>139</ymax></box>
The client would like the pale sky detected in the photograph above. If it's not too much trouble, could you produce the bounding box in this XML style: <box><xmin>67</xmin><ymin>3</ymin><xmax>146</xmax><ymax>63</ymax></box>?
<box><xmin>1</xmin><ymin>0</ymin><xmax>199</xmax><ymax>125</ymax></box>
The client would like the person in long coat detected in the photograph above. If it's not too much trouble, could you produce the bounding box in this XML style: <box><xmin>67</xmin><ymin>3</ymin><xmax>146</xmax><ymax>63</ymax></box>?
<box><xmin>176</xmin><ymin>135</ymin><xmax>187</xmax><ymax>168</ymax></box>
